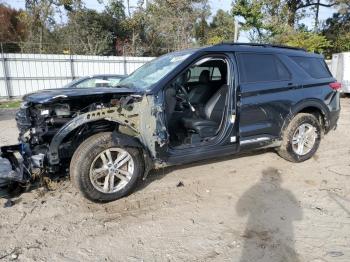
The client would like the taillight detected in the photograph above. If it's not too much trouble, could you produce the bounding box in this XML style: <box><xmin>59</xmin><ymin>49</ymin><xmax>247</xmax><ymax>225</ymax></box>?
<box><xmin>329</xmin><ymin>82</ymin><xmax>342</xmax><ymax>91</ymax></box>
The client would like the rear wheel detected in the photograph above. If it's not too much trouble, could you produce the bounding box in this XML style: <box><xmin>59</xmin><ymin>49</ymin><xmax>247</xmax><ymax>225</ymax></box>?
<box><xmin>278</xmin><ymin>113</ymin><xmax>322</xmax><ymax>162</ymax></box>
<box><xmin>70</xmin><ymin>132</ymin><xmax>144</xmax><ymax>202</ymax></box>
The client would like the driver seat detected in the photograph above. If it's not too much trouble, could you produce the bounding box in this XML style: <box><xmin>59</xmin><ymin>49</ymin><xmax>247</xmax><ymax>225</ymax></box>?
<box><xmin>188</xmin><ymin>70</ymin><xmax>213</xmax><ymax>105</ymax></box>
<box><xmin>182</xmin><ymin>84</ymin><xmax>228</xmax><ymax>138</ymax></box>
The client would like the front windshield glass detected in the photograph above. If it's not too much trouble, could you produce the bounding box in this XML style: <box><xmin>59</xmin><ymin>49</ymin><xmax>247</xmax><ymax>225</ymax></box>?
<box><xmin>117</xmin><ymin>50</ymin><xmax>194</xmax><ymax>89</ymax></box>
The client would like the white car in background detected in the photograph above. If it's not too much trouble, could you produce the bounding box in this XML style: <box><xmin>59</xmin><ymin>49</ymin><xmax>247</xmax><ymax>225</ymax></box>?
<box><xmin>63</xmin><ymin>74</ymin><xmax>126</xmax><ymax>89</ymax></box>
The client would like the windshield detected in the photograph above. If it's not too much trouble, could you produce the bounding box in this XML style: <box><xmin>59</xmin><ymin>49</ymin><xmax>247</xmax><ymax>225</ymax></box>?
<box><xmin>117</xmin><ymin>50</ymin><xmax>194</xmax><ymax>90</ymax></box>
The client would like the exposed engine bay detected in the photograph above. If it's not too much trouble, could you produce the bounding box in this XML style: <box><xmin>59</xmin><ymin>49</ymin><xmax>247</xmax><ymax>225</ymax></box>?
<box><xmin>0</xmin><ymin>89</ymin><xmax>159</xmax><ymax>195</ymax></box>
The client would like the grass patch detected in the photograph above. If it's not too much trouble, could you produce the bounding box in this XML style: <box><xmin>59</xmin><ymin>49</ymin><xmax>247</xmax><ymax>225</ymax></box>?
<box><xmin>0</xmin><ymin>100</ymin><xmax>21</xmax><ymax>109</ymax></box>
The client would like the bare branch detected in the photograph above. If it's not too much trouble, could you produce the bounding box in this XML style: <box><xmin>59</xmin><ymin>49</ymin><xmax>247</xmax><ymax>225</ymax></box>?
<box><xmin>298</xmin><ymin>2</ymin><xmax>337</xmax><ymax>9</ymax></box>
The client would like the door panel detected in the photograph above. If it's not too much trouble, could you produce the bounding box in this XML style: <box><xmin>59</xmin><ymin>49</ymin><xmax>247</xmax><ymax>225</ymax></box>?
<box><xmin>239</xmin><ymin>81</ymin><xmax>296</xmax><ymax>138</ymax></box>
<box><xmin>236</xmin><ymin>52</ymin><xmax>297</xmax><ymax>140</ymax></box>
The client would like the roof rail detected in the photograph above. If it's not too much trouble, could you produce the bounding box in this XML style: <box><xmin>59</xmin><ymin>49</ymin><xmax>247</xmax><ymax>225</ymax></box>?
<box><xmin>218</xmin><ymin>42</ymin><xmax>307</xmax><ymax>52</ymax></box>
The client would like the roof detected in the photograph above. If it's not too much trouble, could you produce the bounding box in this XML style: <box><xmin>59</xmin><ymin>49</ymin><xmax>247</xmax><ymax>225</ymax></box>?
<box><xmin>199</xmin><ymin>42</ymin><xmax>323</xmax><ymax>58</ymax></box>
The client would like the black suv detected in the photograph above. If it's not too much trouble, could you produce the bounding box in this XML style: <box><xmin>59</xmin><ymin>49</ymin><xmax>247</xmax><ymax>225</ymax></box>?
<box><xmin>0</xmin><ymin>43</ymin><xmax>340</xmax><ymax>202</ymax></box>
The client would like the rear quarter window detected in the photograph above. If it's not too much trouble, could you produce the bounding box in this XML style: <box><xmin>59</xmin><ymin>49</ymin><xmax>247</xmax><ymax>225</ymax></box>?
<box><xmin>290</xmin><ymin>56</ymin><xmax>331</xmax><ymax>79</ymax></box>
<box><xmin>237</xmin><ymin>53</ymin><xmax>291</xmax><ymax>83</ymax></box>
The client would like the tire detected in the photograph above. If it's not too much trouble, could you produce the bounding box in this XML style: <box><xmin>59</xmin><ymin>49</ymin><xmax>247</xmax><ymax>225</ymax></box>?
<box><xmin>70</xmin><ymin>132</ymin><xmax>144</xmax><ymax>202</ymax></box>
<box><xmin>277</xmin><ymin>113</ymin><xmax>322</xmax><ymax>162</ymax></box>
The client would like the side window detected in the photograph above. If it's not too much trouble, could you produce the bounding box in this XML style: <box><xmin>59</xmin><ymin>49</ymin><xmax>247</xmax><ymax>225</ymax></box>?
<box><xmin>188</xmin><ymin>66</ymin><xmax>222</xmax><ymax>82</ymax></box>
<box><xmin>290</xmin><ymin>56</ymin><xmax>331</xmax><ymax>79</ymax></box>
<box><xmin>211</xmin><ymin>67</ymin><xmax>221</xmax><ymax>81</ymax></box>
<box><xmin>106</xmin><ymin>77</ymin><xmax>122</xmax><ymax>86</ymax></box>
<box><xmin>76</xmin><ymin>78</ymin><xmax>110</xmax><ymax>88</ymax></box>
<box><xmin>188</xmin><ymin>67</ymin><xmax>210</xmax><ymax>82</ymax></box>
<box><xmin>237</xmin><ymin>53</ymin><xmax>291</xmax><ymax>83</ymax></box>
<box><xmin>76</xmin><ymin>78</ymin><xmax>99</xmax><ymax>88</ymax></box>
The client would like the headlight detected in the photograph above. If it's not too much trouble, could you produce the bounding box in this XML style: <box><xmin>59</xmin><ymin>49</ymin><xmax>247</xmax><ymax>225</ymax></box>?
<box><xmin>20</xmin><ymin>102</ymin><xmax>28</xmax><ymax>109</ymax></box>
<box><xmin>54</xmin><ymin>104</ymin><xmax>71</xmax><ymax>117</ymax></box>
<box><xmin>40</xmin><ymin>109</ymin><xmax>50</xmax><ymax>116</ymax></box>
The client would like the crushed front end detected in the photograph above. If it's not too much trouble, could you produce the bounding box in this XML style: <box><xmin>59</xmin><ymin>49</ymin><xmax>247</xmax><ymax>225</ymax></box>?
<box><xmin>0</xmin><ymin>101</ymin><xmax>69</xmax><ymax>192</ymax></box>
<box><xmin>0</xmin><ymin>86</ymin><xmax>160</xmax><ymax>194</ymax></box>
<box><xmin>0</xmin><ymin>88</ymin><xmax>132</xmax><ymax>190</ymax></box>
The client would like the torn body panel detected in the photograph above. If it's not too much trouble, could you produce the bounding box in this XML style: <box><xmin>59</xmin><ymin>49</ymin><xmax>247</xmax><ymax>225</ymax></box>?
<box><xmin>0</xmin><ymin>145</ymin><xmax>26</xmax><ymax>194</ymax></box>
<box><xmin>0</xmin><ymin>92</ymin><xmax>162</xmax><ymax>190</ymax></box>
<box><xmin>49</xmin><ymin>98</ymin><xmax>142</xmax><ymax>165</ymax></box>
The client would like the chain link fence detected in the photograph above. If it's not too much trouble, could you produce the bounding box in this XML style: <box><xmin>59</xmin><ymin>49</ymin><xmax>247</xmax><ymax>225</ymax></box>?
<box><xmin>0</xmin><ymin>42</ymin><xmax>155</xmax><ymax>98</ymax></box>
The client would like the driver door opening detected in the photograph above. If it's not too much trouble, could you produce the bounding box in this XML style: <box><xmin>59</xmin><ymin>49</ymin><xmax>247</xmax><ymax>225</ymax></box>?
<box><xmin>164</xmin><ymin>55</ymin><xmax>232</xmax><ymax>148</ymax></box>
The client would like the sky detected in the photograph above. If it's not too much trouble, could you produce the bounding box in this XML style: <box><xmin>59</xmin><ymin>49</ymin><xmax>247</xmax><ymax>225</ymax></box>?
<box><xmin>3</xmin><ymin>0</ymin><xmax>336</xmax><ymax>42</ymax></box>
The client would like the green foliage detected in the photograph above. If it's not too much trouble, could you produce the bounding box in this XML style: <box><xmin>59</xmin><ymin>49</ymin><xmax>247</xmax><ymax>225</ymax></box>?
<box><xmin>334</xmin><ymin>33</ymin><xmax>350</xmax><ymax>52</ymax></box>
<box><xmin>195</xmin><ymin>16</ymin><xmax>210</xmax><ymax>45</ymax></box>
<box><xmin>232</xmin><ymin>0</ymin><xmax>265</xmax><ymax>33</ymax></box>
<box><xmin>61</xmin><ymin>9</ymin><xmax>114</xmax><ymax>55</ymax></box>
<box><xmin>274</xmin><ymin>30</ymin><xmax>331</xmax><ymax>53</ymax></box>
<box><xmin>322</xmin><ymin>12</ymin><xmax>350</xmax><ymax>55</ymax></box>
<box><xmin>0</xmin><ymin>100</ymin><xmax>21</xmax><ymax>109</ymax></box>
<box><xmin>1</xmin><ymin>0</ymin><xmax>350</xmax><ymax>56</ymax></box>
<box><xmin>126</xmin><ymin>0</ymin><xmax>210</xmax><ymax>55</ymax></box>
<box><xmin>232</xmin><ymin>0</ymin><xmax>291</xmax><ymax>42</ymax></box>
<box><xmin>207</xmin><ymin>9</ymin><xmax>235</xmax><ymax>43</ymax></box>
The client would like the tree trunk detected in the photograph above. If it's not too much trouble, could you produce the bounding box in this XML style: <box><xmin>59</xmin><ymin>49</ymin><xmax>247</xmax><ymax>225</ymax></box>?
<box><xmin>127</xmin><ymin>0</ymin><xmax>130</xmax><ymax>17</ymax></box>
<box><xmin>315</xmin><ymin>0</ymin><xmax>320</xmax><ymax>31</ymax></box>
<box><xmin>287</xmin><ymin>0</ymin><xmax>299</xmax><ymax>27</ymax></box>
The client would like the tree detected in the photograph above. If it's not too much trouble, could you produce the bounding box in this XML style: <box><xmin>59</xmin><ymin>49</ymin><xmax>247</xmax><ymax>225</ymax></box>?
<box><xmin>232</xmin><ymin>0</ymin><xmax>342</xmax><ymax>42</ymax></box>
<box><xmin>206</xmin><ymin>9</ymin><xmax>235</xmax><ymax>44</ymax></box>
<box><xmin>274</xmin><ymin>29</ymin><xmax>330</xmax><ymax>53</ymax></box>
<box><xmin>125</xmin><ymin>0</ymin><xmax>210</xmax><ymax>56</ymax></box>
<box><xmin>194</xmin><ymin>2</ymin><xmax>211</xmax><ymax>45</ymax></box>
<box><xmin>322</xmin><ymin>11</ymin><xmax>350</xmax><ymax>54</ymax></box>
<box><xmin>0</xmin><ymin>4</ymin><xmax>27</xmax><ymax>42</ymax></box>
<box><xmin>18</xmin><ymin>0</ymin><xmax>80</xmax><ymax>52</ymax></box>
<box><xmin>285</xmin><ymin>0</ymin><xmax>338</xmax><ymax>27</ymax></box>
<box><xmin>58</xmin><ymin>9</ymin><xmax>114</xmax><ymax>55</ymax></box>
<box><xmin>232</xmin><ymin>0</ymin><xmax>289</xmax><ymax>42</ymax></box>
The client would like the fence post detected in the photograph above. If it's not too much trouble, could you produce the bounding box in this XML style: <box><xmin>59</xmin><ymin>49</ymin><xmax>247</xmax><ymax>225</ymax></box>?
<box><xmin>1</xmin><ymin>43</ymin><xmax>11</xmax><ymax>99</ymax></box>
<box><xmin>70</xmin><ymin>53</ymin><xmax>75</xmax><ymax>80</ymax></box>
<box><xmin>123</xmin><ymin>46</ymin><xmax>127</xmax><ymax>75</ymax></box>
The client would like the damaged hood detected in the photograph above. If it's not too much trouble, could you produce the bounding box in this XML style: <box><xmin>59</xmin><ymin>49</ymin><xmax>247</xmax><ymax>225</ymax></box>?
<box><xmin>23</xmin><ymin>87</ymin><xmax>140</xmax><ymax>104</ymax></box>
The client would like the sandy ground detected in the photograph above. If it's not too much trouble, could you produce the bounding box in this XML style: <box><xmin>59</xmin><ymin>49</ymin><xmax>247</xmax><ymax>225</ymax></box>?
<box><xmin>0</xmin><ymin>99</ymin><xmax>349</xmax><ymax>262</ymax></box>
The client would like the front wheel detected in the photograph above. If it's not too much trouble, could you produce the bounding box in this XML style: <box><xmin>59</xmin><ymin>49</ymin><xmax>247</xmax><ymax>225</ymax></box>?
<box><xmin>70</xmin><ymin>132</ymin><xmax>144</xmax><ymax>202</ymax></box>
<box><xmin>277</xmin><ymin>113</ymin><xmax>322</xmax><ymax>162</ymax></box>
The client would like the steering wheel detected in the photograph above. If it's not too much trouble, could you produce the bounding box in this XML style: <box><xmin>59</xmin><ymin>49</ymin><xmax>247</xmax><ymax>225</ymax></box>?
<box><xmin>176</xmin><ymin>83</ymin><xmax>195</xmax><ymax>112</ymax></box>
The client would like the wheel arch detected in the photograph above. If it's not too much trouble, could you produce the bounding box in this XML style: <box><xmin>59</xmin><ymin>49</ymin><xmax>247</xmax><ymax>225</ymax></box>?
<box><xmin>281</xmin><ymin>99</ymin><xmax>330</xmax><ymax>137</ymax></box>
<box><xmin>48</xmin><ymin>116</ymin><xmax>139</xmax><ymax>166</ymax></box>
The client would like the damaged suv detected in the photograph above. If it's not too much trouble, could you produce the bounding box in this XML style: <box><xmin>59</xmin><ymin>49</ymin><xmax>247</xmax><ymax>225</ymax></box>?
<box><xmin>0</xmin><ymin>43</ymin><xmax>340</xmax><ymax>202</ymax></box>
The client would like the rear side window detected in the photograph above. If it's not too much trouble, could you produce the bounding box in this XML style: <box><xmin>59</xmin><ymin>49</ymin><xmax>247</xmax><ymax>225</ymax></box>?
<box><xmin>211</xmin><ymin>67</ymin><xmax>222</xmax><ymax>80</ymax></box>
<box><xmin>237</xmin><ymin>53</ymin><xmax>291</xmax><ymax>83</ymax></box>
<box><xmin>290</xmin><ymin>56</ymin><xmax>331</xmax><ymax>79</ymax></box>
<box><xmin>188</xmin><ymin>66</ymin><xmax>222</xmax><ymax>82</ymax></box>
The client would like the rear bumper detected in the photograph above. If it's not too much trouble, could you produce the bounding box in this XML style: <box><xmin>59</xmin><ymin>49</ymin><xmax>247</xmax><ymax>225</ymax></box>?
<box><xmin>327</xmin><ymin>109</ymin><xmax>340</xmax><ymax>132</ymax></box>
<box><xmin>326</xmin><ymin>92</ymin><xmax>341</xmax><ymax>132</ymax></box>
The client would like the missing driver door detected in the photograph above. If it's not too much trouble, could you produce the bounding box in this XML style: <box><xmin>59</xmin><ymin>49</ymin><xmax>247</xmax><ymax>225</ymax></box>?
<box><xmin>162</xmin><ymin>53</ymin><xmax>238</xmax><ymax>164</ymax></box>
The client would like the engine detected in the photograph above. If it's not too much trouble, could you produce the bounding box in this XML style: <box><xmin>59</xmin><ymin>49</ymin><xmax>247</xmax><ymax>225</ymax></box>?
<box><xmin>16</xmin><ymin>102</ymin><xmax>73</xmax><ymax>145</ymax></box>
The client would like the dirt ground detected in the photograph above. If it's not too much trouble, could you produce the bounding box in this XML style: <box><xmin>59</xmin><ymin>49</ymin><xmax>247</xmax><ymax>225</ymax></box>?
<box><xmin>0</xmin><ymin>99</ymin><xmax>349</xmax><ymax>262</ymax></box>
